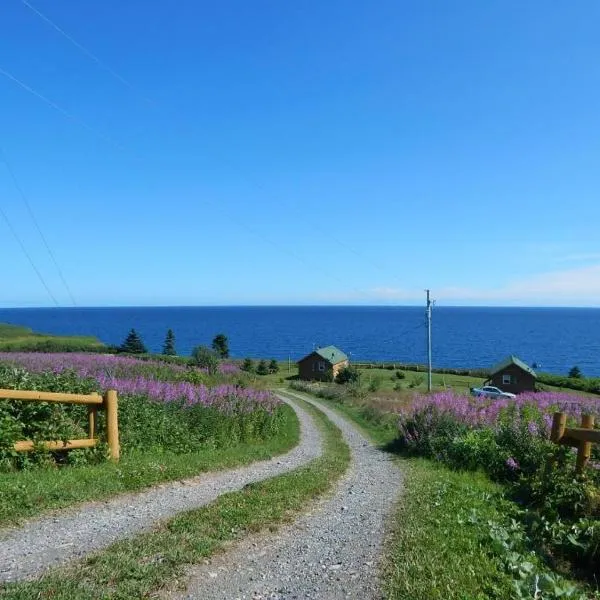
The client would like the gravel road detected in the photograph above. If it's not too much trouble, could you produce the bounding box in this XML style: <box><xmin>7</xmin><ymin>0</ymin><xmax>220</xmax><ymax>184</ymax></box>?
<box><xmin>164</xmin><ymin>391</ymin><xmax>403</xmax><ymax>600</ymax></box>
<box><xmin>0</xmin><ymin>396</ymin><xmax>322</xmax><ymax>583</ymax></box>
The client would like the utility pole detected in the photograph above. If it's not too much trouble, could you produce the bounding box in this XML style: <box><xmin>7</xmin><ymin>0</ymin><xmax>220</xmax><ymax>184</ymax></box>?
<box><xmin>426</xmin><ymin>289</ymin><xmax>433</xmax><ymax>392</ymax></box>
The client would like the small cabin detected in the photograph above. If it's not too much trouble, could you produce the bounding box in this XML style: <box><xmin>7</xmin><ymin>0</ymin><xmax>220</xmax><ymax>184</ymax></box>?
<box><xmin>485</xmin><ymin>355</ymin><xmax>537</xmax><ymax>394</ymax></box>
<box><xmin>297</xmin><ymin>345</ymin><xmax>349</xmax><ymax>381</ymax></box>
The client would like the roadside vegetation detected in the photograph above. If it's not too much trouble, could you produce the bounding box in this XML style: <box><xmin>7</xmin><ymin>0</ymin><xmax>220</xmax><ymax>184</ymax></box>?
<box><xmin>0</xmin><ymin>397</ymin><xmax>350</xmax><ymax>600</ymax></box>
<box><xmin>0</xmin><ymin>354</ymin><xmax>295</xmax><ymax>525</ymax></box>
<box><xmin>291</xmin><ymin>381</ymin><xmax>600</xmax><ymax>599</ymax></box>
<box><xmin>0</xmin><ymin>323</ymin><xmax>105</xmax><ymax>353</ymax></box>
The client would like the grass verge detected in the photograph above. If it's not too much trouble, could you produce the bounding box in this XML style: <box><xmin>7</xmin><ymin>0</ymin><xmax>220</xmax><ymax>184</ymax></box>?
<box><xmin>385</xmin><ymin>459</ymin><xmax>515</xmax><ymax>599</ymax></box>
<box><xmin>0</xmin><ymin>398</ymin><xmax>350</xmax><ymax>600</ymax></box>
<box><xmin>0</xmin><ymin>404</ymin><xmax>299</xmax><ymax>527</ymax></box>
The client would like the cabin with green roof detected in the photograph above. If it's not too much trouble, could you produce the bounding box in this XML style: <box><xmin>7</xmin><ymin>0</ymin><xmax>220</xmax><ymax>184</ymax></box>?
<box><xmin>485</xmin><ymin>355</ymin><xmax>537</xmax><ymax>394</ymax></box>
<box><xmin>297</xmin><ymin>345</ymin><xmax>349</xmax><ymax>381</ymax></box>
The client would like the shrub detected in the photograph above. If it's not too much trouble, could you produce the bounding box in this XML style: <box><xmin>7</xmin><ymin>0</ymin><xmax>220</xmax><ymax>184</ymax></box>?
<box><xmin>191</xmin><ymin>346</ymin><xmax>219</xmax><ymax>374</ymax></box>
<box><xmin>268</xmin><ymin>359</ymin><xmax>279</xmax><ymax>374</ymax></box>
<box><xmin>241</xmin><ymin>357</ymin><xmax>255</xmax><ymax>373</ymax></box>
<box><xmin>395</xmin><ymin>370</ymin><xmax>406</xmax><ymax>380</ymax></box>
<box><xmin>336</xmin><ymin>366</ymin><xmax>360</xmax><ymax>384</ymax></box>
<box><xmin>408</xmin><ymin>374</ymin><xmax>424</xmax><ymax>388</ymax></box>
<box><xmin>569</xmin><ymin>366</ymin><xmax>583</xmax><ymax>379</ymax></box>
<box><xmin>256</xmin><ymin>360</ymin><xmax>269</xmax><ymax>376</ymax></box>
<box><xmin>368</xmin><ymin>375</ymin><xmax>382</xmax><ymax>392</ymax></box>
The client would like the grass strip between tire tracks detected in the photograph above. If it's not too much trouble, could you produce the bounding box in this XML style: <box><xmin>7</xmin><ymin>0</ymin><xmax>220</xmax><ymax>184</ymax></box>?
<box><xmin>0</xmin><ymin>397</ymin><xmax>350</xmax><ymax>600</ymax></box>
<box><xmin>0</xmin><ymin>404</ymin><xmax>299</xmax><ymax>527</ymax></box>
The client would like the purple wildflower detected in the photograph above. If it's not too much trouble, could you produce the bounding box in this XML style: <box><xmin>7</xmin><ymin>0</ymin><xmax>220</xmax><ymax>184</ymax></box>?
<box><xmin>506</xmin><ymin>457</ymin><xmax>519</xmax><ymax>470</ymax></box>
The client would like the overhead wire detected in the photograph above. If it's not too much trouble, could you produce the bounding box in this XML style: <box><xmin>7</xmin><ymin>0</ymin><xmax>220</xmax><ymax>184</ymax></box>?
<box><xmin>0</xmin><ymin>149</ymin><xmax>77</xmax><ymax>305</ymax></box>
<box><xmin>13</xmin><ymin>1</ymin><xmax>409</xmax><ymax>302</ymax></box>
<box><xmin>0</xmin><ymin>65</ymin><xmax>123</xmax><ymax>149</ymax></box>
<box><xmin>0</xmin><ymin>200</ymin><xmax>59</xmax><ymax>306</ymax></box>
<box><xmin>18</xmin><ymin>0</ymin><xmax>154</xmax><ymax>105</ymax></box>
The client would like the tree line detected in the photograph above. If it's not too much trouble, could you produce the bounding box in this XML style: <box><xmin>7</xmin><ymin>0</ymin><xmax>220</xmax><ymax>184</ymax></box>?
<box><xmin>117</xmin><ymin>329</ymin><xmax>229</xmax><ymax>359</ymax></box>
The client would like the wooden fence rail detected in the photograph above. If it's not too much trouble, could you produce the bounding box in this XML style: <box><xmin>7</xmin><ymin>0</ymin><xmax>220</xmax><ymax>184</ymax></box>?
<box><xmin>0</xmin><ymin>388</ymin><xmax>120</xmax><ymax>461</ymax></box>
<box><xmin>550</xmin><ymin>412</ymin><xmax>599</xmax><ymax>472</ymax></box>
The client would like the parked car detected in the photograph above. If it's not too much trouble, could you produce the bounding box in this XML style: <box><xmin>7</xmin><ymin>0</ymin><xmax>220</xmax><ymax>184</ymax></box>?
<box><xmin>470</xmin><ymin>385</ymin><xmax>516</xmax><ymax>399</ymax></box>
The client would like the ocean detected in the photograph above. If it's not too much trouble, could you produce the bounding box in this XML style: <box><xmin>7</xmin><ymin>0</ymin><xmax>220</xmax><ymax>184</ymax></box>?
<box><xmin>0</xmin><ymin>306</ymin><xmax>599</xmax><ymax>376</ymax></box>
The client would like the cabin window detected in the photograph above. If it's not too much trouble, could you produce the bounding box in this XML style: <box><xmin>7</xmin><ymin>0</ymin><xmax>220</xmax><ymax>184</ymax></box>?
<box><xmin>502</xmin><ymin>374</ymin><xmax>513</xmax><ymax>385</ymax></box>
<box><xmin>317</xmin><ymin>361</ymin><xmax>326</xmax><ymax>372</ymax></box>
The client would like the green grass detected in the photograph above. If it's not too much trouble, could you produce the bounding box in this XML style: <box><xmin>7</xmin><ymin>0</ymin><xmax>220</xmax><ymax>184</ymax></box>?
<box><xmin>0</xmin><ymin>398</ymin><xmax>350</xmax><ymax>600</ymax></box>
<box><xmin>0</xmin><ymin>322</ymin><xmax>105</xmax><ymax>352</ymax></box>
<box><xmin>0</xmin><ymin>404</ymin><xmax>299</xmax><ymax>527</ymax></box>
<box><xmin>384</xmin><ymin>459</ymin><xmax>515</xmax><ymax>600</ymax></box>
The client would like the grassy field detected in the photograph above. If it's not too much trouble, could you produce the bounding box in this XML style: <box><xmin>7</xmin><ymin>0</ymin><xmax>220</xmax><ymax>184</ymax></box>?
<box><xmin>0</xmin><ymin>323</ymin><xmax>105</xmax><ymax>352</ymax></box>
<box><xmin>0</xmin><ymin>398</ymin><xmax>350</xmax><ymax>600</ymax></box>
<box><xmin>0</xmin><ymin>403</ymin><xmax>299</xmax><ymax>527</ymax></box>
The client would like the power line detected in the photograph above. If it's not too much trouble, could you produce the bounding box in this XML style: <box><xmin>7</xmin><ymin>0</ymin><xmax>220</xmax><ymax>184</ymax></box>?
<box><xmin>18</xmin><ymin>0</ymin><xmax>153</xmax><ymax>105</ymax></box>
<box><xmin>15</xmin><ymin>1</ymin><xmax>407</xmax><ymax>292</ymax></box>
<box><xmin>0</xmin><ymin>149</ymin><xmax>77</xmax><ymax>305</ymax></box>
<box><xmin>0</xmin><ymin>200</ymin><xmax>59</xmax><ymax>306</ymax></box>
<box><xmin>0</xmin><ymin>64</ymin><xmax>122</xmax><ymax>149</ymax></box>
<box><xmin>13</xmin><ymin>5</ymin><xmax>410</xmax><ymax>303</ymax></box>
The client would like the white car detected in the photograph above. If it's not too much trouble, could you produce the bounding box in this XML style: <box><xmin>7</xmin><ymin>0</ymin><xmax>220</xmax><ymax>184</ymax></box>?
<box><xmin>470</xmin><ymin>385</ymin><xmax>516</xmax><ymax>399</ymax></box>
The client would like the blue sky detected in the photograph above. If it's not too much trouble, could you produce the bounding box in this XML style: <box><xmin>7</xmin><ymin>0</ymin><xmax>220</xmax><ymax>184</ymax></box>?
<box><xmin>1</xmin><ymin>0</ymin><xmax>600</xmax><ymax>307</ymax></box>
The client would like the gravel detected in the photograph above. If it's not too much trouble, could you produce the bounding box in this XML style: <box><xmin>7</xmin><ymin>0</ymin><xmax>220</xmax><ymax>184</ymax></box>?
<box><xmin>0</xmin><ymin>397</ymin><xmax>322</xmax><ymax>584</ymax></box>
<box><xmin>164</xmin><ymin>391</ymin><xmax>403</xmax><ymax>600</ymax></box>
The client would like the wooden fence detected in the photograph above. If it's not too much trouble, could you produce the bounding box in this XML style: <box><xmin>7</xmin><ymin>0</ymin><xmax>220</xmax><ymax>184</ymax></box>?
<box><xmin>550</xmin><ymin>412</ymin><xmax>599</xmax><ymax>472</ymax></box>
<box><xmin>1</xmin><ymin>388</ymin><xmax>120</xmax><ymax>461</ymax></box>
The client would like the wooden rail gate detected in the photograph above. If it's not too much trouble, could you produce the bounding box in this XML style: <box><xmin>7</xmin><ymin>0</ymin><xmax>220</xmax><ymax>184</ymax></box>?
<box><xmin>1</xmin><ymin>388</ymin><xmax>120</xmax><ymax>461</ymax></box>
<box><xmin>550</xmin><ymin>411</ymin><xmax>600</xmax><ymax>472</ymax></box>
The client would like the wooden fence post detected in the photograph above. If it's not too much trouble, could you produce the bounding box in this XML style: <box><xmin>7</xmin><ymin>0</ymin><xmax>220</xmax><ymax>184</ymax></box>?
<box><xmin>576</xmin><ymin>414</ymin><xmax>595</xmax><ymax>473</ymax></box>
<box><xmin>550</xmin><ymin>412</ymin><xmax>566</xmax><ymax>443</ymax></box>
<box><xmin>88</xmin><ymin>392</ymin><xmax>101</xmax><ymax>440</ymax></box>
<box><xmin>104</xmin><ymin>389</ymin><xmax>120</xmax><ymax>461</ymax></box>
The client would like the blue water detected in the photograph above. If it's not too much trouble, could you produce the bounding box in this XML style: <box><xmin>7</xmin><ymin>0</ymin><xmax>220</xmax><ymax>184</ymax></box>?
<box><xmin>0</xmin><ymin>306</ymin><xmax>599</xmax><ymax>376</ymax></box>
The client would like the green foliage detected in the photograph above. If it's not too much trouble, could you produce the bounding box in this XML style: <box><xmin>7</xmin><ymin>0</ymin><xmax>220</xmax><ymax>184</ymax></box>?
<box><xmin>335</xmin><ymin>366</ymin><xmax>360</xmax><ymax>384</ymax></box>
<box><xmin>367</xmin><ymin>375</ymin><xmax>382</xmax><ymax>392</ymax></box>
<box><xmin>191</xmin><ymin>345</ymin><xmax>219</xmax><ymax>374</ymax></box>
<box><xmin>537</xmin><ymin>372</ymin><xmax>600</xmax><ymax>395</ymax></box>
<box><xmin>268</xmin><ymin>359</ymin><xmax>279</xmax><ymax>374</ymax></box>
<box><xmin>0</xmin><ymin>366</ymin><xmax>101</xmax><ymax>470</ymax></box>
<box><xmin>119</xmin><ymin>329</ymin><xmax>147</xmax><ymax>354</ymax></box>
<box><xmin>395</xmin><ymin>404</ymin><xmax>600</xmax><ymax>586</ymax></box>
<box><xmin>162</xmin><ymin>329</ymin><xmax>176</xmax><ymax>356</ymax></box>
<box><xmin>408</xmin><ymin>374</ymin><xmax>425</xmax><ymax>388</ymax></box>
<box><xmin>211</xmin><ymin>333</ymin><xmax>229</xmax><ymax>359</ymax></box>
<box><xmin>395</xmin><ymin>370</ymin><xmax>406</xmax><ymax>380</ymax></box>
<box><xmin>569</xmin><ymin>366</ymin><xmax>583</xmax><ymax>379</ymax></box>
<box><xmin>256</xmin><ymin>359</ymin><xmax>269</xmax><ymax>376</ymax></box>
<box><xmin>241</xmin><ymin>357</ymin><xmax>255</xmax><ymax>373</ymax></box>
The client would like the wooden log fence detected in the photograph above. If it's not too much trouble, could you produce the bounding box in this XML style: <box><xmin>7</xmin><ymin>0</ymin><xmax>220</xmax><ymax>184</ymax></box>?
<box><xmin>550</xmin><ymin>412</ymin><xmax>600</xmax><ymax>472</ymax></box>
<box><xmin>0</xmin><ymin>388</ymin><xmax>120</xmax><ymax>461</ymax></box>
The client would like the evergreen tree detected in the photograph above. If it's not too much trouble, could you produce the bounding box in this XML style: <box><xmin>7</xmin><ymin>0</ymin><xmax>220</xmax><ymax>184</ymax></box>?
<box><xmin>568</xmin><ymin>365</ymin><xmax>583</xmax><ymax>379</ymax></box>
<box><xmin>256</xmin><ymin>359</ymin><xmax>269</xmax><ymax>376</ymax></box>
<box><xmin>268</xmin><ymin>359</ymin><xmax>279</xmax><ymax>374</ymax></box>
<box><xmin>211</xmin><ymin>333</ymin><xmax>230</xmax><ymax>358</ymax></box>
<box><xmin>192</xmin><ymin>345</ymin><xmax>219</xmax><ymax>375</ymax></box>
<box><xmin>241</xmin><ymin>357</ymin><xmax>255</xmax><ymax>373</ymax></box>
<box><xmin>162</xmin><ymin>329</ymin><xmax>176</xmax><ymax>356</ymax></box>
<box><xmin>119</xmin><ymin>329</ymin><xmax>147</xmax><ymax>354</ymax></box>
